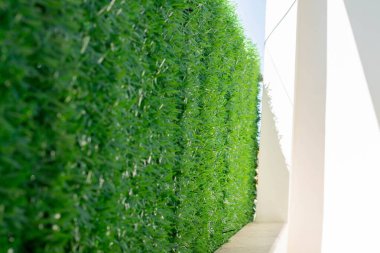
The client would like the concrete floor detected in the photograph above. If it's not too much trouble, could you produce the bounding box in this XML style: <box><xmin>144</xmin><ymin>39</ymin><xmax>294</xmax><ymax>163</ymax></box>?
<box><xmin>216</xmin><ymin>222</ymin><xmax>287</xmax><ymax>253</ymax></box>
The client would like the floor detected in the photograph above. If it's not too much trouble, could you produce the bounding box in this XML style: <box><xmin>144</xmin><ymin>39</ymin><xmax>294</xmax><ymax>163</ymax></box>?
<box><xmin>216</xmin><ymin>222</ymin><xmax>287</xmax><ymax>253</ymax></box>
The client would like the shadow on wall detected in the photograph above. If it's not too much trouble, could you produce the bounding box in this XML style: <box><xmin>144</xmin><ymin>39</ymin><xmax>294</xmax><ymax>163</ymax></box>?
<box><xmin>255</xmin><ymin>85</ymin><xmax>289</xmax><ymax>222</ymax></box>
<box><xmin>344</xmin><ymin>0</ymin><xmax>380</xmax><ymax>127</ymax></box>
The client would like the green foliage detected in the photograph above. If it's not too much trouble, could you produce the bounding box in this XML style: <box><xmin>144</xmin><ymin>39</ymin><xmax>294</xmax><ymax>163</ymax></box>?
<box><xmin>0</xmin><ymin>0</ymin><xmax>260</xmax><ymax>252</ymax></box>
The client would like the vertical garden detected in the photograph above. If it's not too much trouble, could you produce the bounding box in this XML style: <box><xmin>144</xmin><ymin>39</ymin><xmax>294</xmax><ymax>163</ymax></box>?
<box><xmin>0</xmin><ymin>0</ymin><xmax>260</xmax><ymax>252</ymax></box>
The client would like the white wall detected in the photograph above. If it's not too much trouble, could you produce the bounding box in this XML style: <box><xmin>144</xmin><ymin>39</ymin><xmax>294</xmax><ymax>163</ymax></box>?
<box><xmin>261</xmin><ymin>0</ymin><xmax>380</xmax><ymax>252</ymax></box>
<box><xmin>263</xmin><ymin>0</ymin><xmax>297</xmax><ymax>166</ymax></box>
<box><xmin>256</xmin><ymin>88</ymin><xmax>289</xmax><ymax>222</ymax></box>
<box><xmin>233</xmin><ymin>1</ymin><xmax>380</xmax><ymax>251</ymax></box>
<box><xmin>255</xmin><ymin>0</ymin><xmax>297</xmax><ymax>224</ymax></box>
<box><xmin>322</xmin><ymin>0</ymin><xmax>380</xmax><ymax>252</ymax></box>
<box><xmin>287</xmin><ymin>0</ymin><xmax>326</xmax><ymax>251</ymax></box>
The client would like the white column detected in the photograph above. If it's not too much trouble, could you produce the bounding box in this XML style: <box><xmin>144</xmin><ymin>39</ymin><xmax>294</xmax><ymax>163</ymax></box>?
<box><xmin>322</xmin><ymin>0</ymin><xmax>380</xmax><ymax>252</ymax></box>
<box><xmin>287</xmin><ymin>0</ymin><xmax>327</xmax><ymax>252</ymax></box>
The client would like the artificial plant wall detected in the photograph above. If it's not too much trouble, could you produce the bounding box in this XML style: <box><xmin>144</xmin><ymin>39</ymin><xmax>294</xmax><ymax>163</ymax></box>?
<box><xmin>0</xmin><ymin>0</ymin><xmax>260</xmax><ymax>252</ymax></box>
